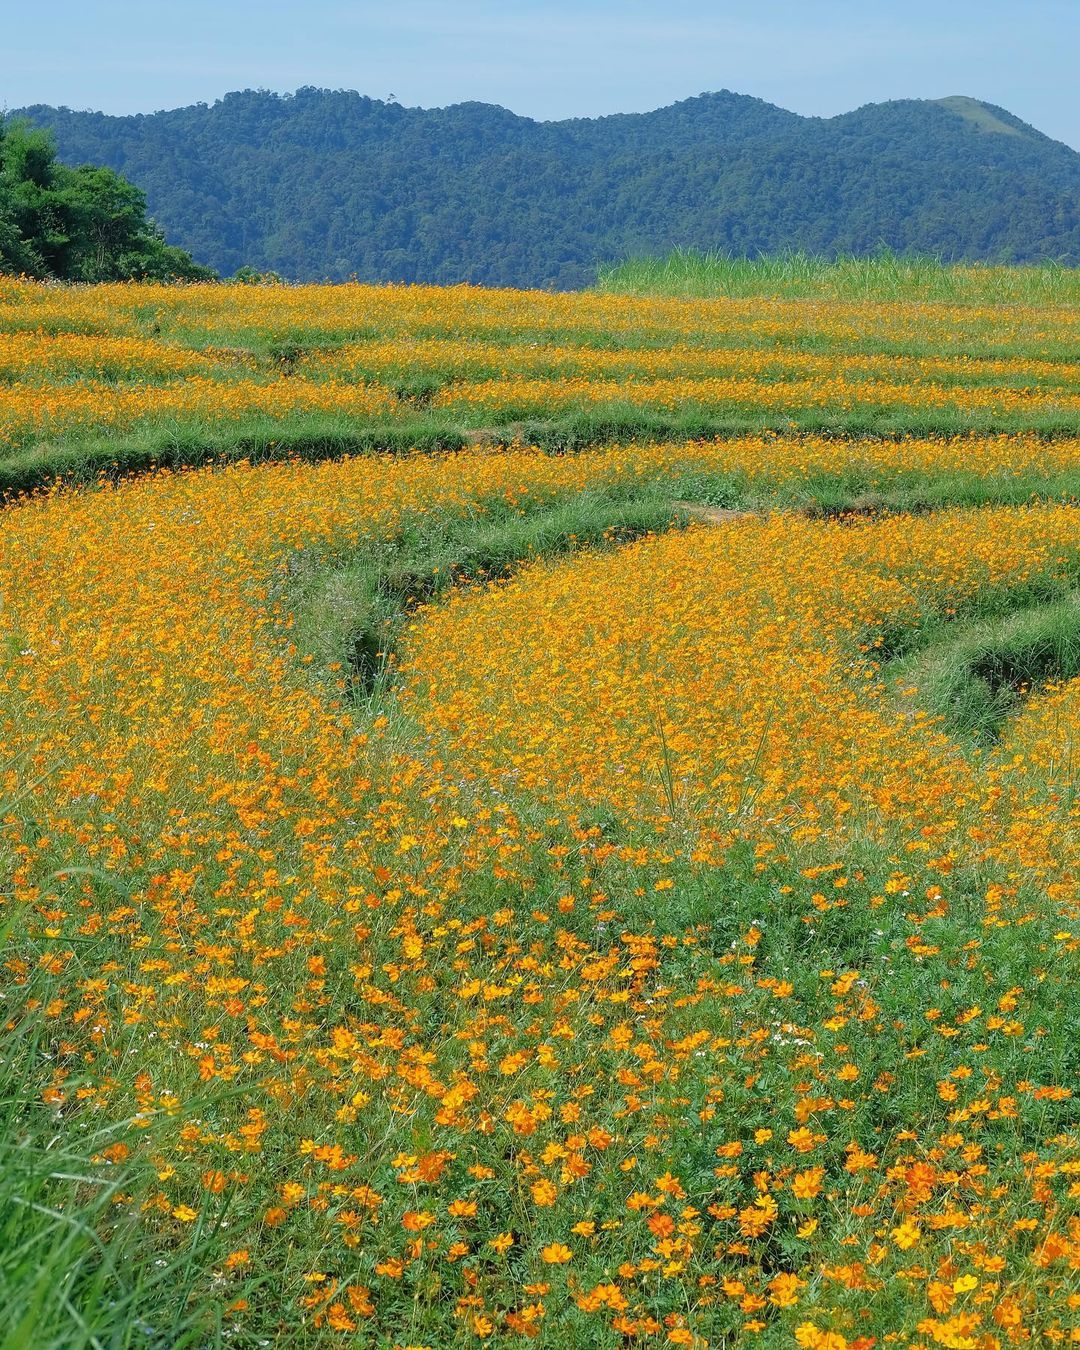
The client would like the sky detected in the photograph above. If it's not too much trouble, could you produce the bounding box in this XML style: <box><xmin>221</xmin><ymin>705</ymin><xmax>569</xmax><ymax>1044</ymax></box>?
<box><xmin>5</xmin><ymin>0</ymin><xmax>1079</xmax><ymax>150</ymax></box>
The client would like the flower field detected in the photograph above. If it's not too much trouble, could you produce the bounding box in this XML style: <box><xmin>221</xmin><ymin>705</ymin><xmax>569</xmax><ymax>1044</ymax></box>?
<box><xmin>2</xmin><ymin>276</ymin><xmax>1079</xmax><ymax>1347</ymax></box>
<box><xmin>4</xmin><ymin>279</ymin><xmax>1080</xmax><ymax>484</ymax></box>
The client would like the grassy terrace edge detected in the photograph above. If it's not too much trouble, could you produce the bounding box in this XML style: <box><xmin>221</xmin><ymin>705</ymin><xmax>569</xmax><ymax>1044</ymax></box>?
<box><xmin>7</xmin><ymin>409</ymin><xmax>1080</xmax><ymax>505</ymax></box>
<box><xmin>295</xmin><ymin>487</ymin><xmax>1080</xmax><ymax>738</ymax></box>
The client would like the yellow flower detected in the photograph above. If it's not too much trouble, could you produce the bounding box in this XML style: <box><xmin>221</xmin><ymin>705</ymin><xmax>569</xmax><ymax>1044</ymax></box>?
<box><xmin>891</xmin><ymin>1219</ymin><xmax>922</xmax><ymax>1250</ymax></box>
<box><xmin>767</xmin><ymin>1272</ymin><xmax>804</xmax><ymax>1307</ymax></box>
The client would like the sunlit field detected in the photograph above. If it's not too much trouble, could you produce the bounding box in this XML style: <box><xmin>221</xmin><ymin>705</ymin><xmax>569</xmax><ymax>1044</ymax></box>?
<box><xmin>2</xmin><ymin>270</ymin><xmax>1079</xmax><ymax>1347</ymax></box>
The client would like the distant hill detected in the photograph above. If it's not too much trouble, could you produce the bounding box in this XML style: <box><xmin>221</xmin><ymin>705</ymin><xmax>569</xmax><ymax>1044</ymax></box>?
<box><xmin>17</xmin><ymin>88</ymin><xmax>1080</xmax><ymax>288</ymax></box>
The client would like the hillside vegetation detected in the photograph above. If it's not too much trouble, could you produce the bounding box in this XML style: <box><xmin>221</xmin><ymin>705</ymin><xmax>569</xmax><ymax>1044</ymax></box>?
<box><xmin>18</xmin><ymin>87</ymin><xmax>1080</xmax><ymax>286</ymax></box>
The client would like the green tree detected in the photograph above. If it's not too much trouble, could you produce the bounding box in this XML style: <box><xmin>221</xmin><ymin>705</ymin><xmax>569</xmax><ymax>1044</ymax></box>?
<box><xmin>0</xmin><ymin>118</ymin><xmax>215</xmax><ymax>281</ymax></box>
<box><xmin>0</xmin><ymin>121</ymin><xmax>57</xmax><ymax>275</ymax></box>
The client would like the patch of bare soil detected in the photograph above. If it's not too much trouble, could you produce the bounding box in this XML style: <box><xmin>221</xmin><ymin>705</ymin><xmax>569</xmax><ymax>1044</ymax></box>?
<box><xmin>463</xmin><ymin>423</ymin><xmax>527</xmax><ymax>446</ymax></box>
<box><xmin>672</xmin><ymin>501</ymin><xmax>757</xmax><ymax>524</ymax></box>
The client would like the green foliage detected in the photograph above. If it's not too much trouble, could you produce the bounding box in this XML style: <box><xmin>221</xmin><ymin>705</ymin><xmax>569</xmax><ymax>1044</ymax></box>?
<box><xmin>16</xmin><ymin>88</ymin><xmax>1080</xmax><ymax>287</ymax></box>
<box><xmin>0</xmin><ymin>119</ymin><xmax>215</xmax><ymax>282</ymax></box>
<box><xmin>230</xmin><ymin>265</ymin><xmax>285</xmax><ymax>284</ymax></box>
<box><xmin>0</xmin><ymin>895</ymin><xmax>261</xmax><ymax>1347</ymax></box>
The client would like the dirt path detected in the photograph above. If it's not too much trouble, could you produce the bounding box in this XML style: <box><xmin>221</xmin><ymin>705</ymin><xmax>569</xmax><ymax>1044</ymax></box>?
<box><xmin>672</xmin><ymin>501</ymin><xmax>757</xmax><ymax>524</ymax></box>
<box><xmin>462</xmin><ymin>424</ymin><xmax>527</xmax><ymax>446</ymax></box>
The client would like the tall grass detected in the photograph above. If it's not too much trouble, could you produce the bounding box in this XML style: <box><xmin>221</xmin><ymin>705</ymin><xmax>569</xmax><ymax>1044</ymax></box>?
<box><xmin>596</xmin><ymin>248</ymin><xmax>1080</xmax><ymax>305</ymax></box>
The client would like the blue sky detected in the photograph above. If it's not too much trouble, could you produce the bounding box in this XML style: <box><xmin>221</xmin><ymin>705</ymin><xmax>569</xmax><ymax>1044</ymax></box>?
<box><xmin>5</xmin><ymin>0</ymin><xmax>1079</xmax><ymax>149</ymax></box>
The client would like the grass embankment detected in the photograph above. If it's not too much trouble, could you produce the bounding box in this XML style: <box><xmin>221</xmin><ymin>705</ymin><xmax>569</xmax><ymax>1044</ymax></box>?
<box><xmin>12</xmin><ymin>408</ymin><xmax>1080</xmax><ymax>503</ymax></box>
<box><xmin>291</xmin><ymin>487</ymin><xmax>686</xmax><ymax>700</ymax></box>
<box><xmin>887</xmin><ymin>593</ymin><xmax>1080</xmax><ymax>743</ymax></box>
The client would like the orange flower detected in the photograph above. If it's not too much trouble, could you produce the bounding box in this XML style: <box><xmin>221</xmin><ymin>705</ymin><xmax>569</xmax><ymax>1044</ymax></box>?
<box><xmin>768</xmin><ymin>1272</ymin><xmax>805</xmax><ymax>1308</ymax></box>
<box><xmin>791</xmin><ymin>1167</ymin><xmax>824</xmax><ymax>1200</ymax></box>
<box><xmin>531</xmin><ymin>1180</ymin><xmax>558</xmax><ymax>1208</ymax></box>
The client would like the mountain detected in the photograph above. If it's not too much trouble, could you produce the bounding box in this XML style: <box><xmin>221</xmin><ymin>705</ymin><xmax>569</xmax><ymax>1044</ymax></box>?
<box><xmin>16</xmin><ymin>88</ymin><xmax>1080</xmax><ymax>288</ymax></box>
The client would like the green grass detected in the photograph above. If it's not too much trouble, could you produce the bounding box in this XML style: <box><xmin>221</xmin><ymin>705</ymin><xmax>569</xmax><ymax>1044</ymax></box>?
<box><xmin>0</xmin><ymin>414</ymin><xmax>472</xmax><ymax>499</ymax></box>
<box><xmin>934</xmin><ymin>95</ymin><xmax>1025</xmax><ymax>138</ymax></box>
<box><xmin>790</xmin><ymin>465</ymin><xmax>1080</xmax><ymax>517</ymax></box>
<box><xmin>0</xmin><ymin>915</ymin><xmax>263</xmax><ymax>1348</ymax></box>
<box><xmin>597</xmin><ymin>248</ymin><xmax>1080</xmax><ymax>305</ymax></box>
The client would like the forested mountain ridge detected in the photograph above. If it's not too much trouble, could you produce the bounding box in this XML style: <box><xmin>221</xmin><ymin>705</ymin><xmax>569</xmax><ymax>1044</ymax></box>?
<box><xmin>18</xmin><ymin>88</ymin><xmax>1080</xmax><ymax>288</ymax></box>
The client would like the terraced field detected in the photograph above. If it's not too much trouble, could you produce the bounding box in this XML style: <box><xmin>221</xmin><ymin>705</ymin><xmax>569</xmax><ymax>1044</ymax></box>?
<box><xmin>2</xmin><ymin>273</ymin><xmax>1079</xmax><ymax>1347</ymax></box>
